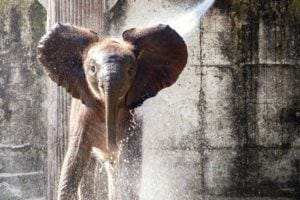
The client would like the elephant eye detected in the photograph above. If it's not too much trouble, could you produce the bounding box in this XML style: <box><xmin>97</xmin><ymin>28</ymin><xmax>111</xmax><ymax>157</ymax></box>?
<box><xmin>90</xmin><ymin>65</ymin><xmax>96</xmax><ymax>74</ymax></box>
<box><xmin>128</xmin><ymin>66</ymin><xmax>136</xmax><ymax>76</ymax></box>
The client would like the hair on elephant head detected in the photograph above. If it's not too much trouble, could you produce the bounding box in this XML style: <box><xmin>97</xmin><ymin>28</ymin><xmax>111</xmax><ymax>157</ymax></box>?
<box><xmin>37</xmin><ymin>23</ymin><xmax>188</xmax><ymax>151</ymax></box>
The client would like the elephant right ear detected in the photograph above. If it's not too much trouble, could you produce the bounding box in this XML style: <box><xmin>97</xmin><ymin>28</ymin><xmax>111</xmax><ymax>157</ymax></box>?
<box><xmin>37</xmin><ymin>23</ymin><xmax>99</xmax><ymax>107</ymax></box>
<box><xmin>122</xmin><ymin>24</ymin><xmax>188</xmax><ymax>109</ymax></box>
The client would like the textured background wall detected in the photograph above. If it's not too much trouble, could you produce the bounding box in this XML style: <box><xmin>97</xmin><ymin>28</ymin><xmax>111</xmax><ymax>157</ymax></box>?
<box><xmin>105</xmin><ymin>0</ymin><xmax>300</xmax><ymax>199</ymax></box>
<box><xmin>1</xmin><ymin>0</ymin><xmax>299</xmax><ymax>200</ymax></box>
<box><xmin>0</xmin><ymin>0</ymin><xmax>47</xmax><ymax>199</ymax></box>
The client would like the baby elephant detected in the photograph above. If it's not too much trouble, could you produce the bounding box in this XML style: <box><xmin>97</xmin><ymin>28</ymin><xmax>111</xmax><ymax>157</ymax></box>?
<box><xmin>37</xmin><ymin>23</ymin><xmax>187</xmax><ymax>200</ymax></box>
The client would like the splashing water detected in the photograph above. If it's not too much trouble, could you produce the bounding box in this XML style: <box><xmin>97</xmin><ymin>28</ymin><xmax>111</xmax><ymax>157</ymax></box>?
<box><xmin>148</xmin><ymin>0</ymin><xmax>215</xmax><ymax>36</ymax></box>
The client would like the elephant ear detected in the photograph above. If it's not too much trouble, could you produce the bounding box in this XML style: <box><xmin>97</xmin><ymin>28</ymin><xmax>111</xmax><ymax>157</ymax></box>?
<box><xmin>37</xmin><ymin>23</ymin><xmax>99</xmax><ymax>107</ymax></box>
<box><xmin>122</xmin><ymin>24</ymin><xmax>188</xmax><ymax>109</ymax></box>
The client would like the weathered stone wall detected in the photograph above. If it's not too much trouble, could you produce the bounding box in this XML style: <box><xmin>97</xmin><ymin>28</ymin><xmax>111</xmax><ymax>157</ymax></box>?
<box><xmin>105</xmin><ymin>0</ymin><xmax>300</xmax><ymax>199</ymax></box>
<box><xmin>3</xmin><ymin>0</ymin><xmax>297</xmax><ymax>199</ymax></box>
<box><xmin>0</xmin><ymin>0</ymin><xmax>47</xmax><ymax>199</ymax></box>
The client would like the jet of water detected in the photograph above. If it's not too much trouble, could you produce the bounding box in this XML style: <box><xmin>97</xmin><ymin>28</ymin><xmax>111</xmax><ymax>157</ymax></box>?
<box><xmin>148</xmin><ymin>0</ymin><xmax>215</xmax><ymax>36</ymax></box>
<box><xmin>170</xmin><ymin>0</ymin><xmax>215</xmax><ymax>35</ymax></box>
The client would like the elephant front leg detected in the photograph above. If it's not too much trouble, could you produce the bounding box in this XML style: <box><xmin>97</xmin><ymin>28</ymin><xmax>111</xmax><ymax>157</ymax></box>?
<box><xmin>57</xmin><ymin>133</ymin><xmax>92</xmax><ymax>200</ymax></box>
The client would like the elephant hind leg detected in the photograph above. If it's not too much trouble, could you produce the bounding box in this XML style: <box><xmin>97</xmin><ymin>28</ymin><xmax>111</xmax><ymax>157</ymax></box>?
<box><xmin>57</xmin><ymin>129</ymin><xmax>92</xmax><ymax>200</ymax></box>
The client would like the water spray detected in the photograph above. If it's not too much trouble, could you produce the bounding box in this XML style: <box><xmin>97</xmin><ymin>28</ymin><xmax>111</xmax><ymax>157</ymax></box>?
<box><xmin>147</xmin><ymin>0</ymin><xmax>215</xmax><ymax>36</ymax></box>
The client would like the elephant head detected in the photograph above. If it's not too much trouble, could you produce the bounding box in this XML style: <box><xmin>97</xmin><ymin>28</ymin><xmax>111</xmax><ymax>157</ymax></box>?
<box><xmin>37</xmin><ymin>23</ymin><xmax>188</xmax><ymax>150</ymax></box>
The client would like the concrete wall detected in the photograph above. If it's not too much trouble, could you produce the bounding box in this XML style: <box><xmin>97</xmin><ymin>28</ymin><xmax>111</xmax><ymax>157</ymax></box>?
<box><xmin>0</xmin><ymin>0</ymin><xmax>47</xmax><ymax>199</ymax></box>
<box><xmin>1</xmin><ymin>0</ymin><xmax>299</xmax><ymax>199</ymax></box>
<box><xmin>105</xmin><ymin>0</ymin><xmax>300</xmax><ymax>199</ymax></box>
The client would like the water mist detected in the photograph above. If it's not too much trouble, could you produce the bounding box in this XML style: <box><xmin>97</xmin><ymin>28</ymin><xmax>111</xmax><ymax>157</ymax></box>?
<box><xmin>147</xmin><ymin>0</ymin><xmax>215</xmax><ymax>36</ymax></box>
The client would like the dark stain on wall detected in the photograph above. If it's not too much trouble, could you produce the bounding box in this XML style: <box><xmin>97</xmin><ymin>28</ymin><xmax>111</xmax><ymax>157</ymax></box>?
<box><xmin>223</xmin><ymin>1</ymin><xmax>299</xmax><ymax>65</ymax></box>
<box><xmin>280</xmin><ymin>99</ymin><xmax>300</xmax><ymax>125</ymax></box>
<box><xmin>29</xmin><ymin>0</ymin><xmax>47</xmax><ymax>46</ymax></box>
<box><xmin>202</xmin><ymin>0</ymin><xmax>300</xmax><ymax>198</ymax></box>
<box><xmin>9</xmin><ymin>7</ymin><xmax>21</xmax><ymax>43</ymax></box>
<box><xmin>104</xmin><ymin>0</ymin><xmax>128</xmax><ymax>34</ymax></box>
<box><xmin>29</xmin><ymin>0</ymin><xmax>47</xmax><ymax>76</ymax></box>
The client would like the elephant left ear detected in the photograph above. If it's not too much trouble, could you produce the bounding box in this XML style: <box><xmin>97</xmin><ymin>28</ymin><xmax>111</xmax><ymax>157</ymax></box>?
<box><xmin>37</xmin><ymin>23</ymin><xmax>99</xmax><ymax>108</ymax></box>
<box><xmin>122</xmin><ymin>24</ymin><xmax>188</xmax><ymax>109</ymax></box>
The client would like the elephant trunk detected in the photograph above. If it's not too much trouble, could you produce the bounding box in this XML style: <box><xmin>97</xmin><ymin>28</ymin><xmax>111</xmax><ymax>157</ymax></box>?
<box><xmin>102</xmin><ymin>64</ymin><xmax>128</xmax><ymax>151</ymax></box>
<box><xmin>104</xmin><ymin>90</ymin><xmax>119</xmax><ymax>151</ymax></box>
